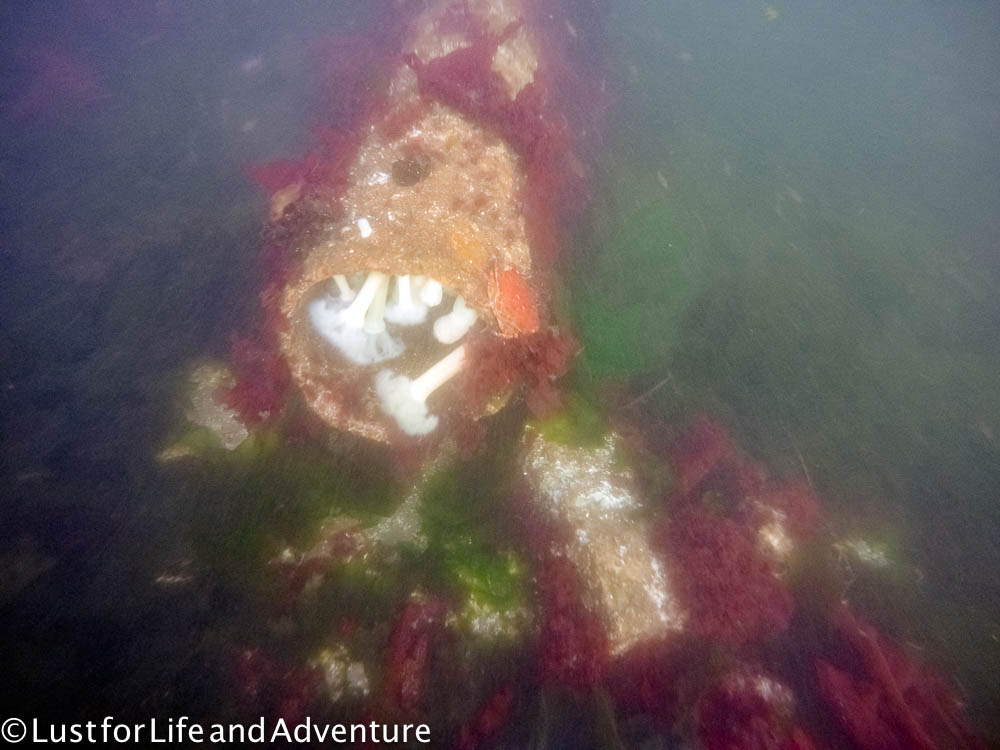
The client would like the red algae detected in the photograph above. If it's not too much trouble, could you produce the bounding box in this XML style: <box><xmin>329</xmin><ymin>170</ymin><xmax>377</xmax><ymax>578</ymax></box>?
<box><xmin>220</xmin><ymin>334</ymin><xmax>291</xmax><ymax>424</ymax></box>
<box><xmin>223</xmin><ymin>402</ymin><xmax>988</xmax><ymax>747</ymax></box>
<box><xmin>816</xmin><ymin>604</ymin><xmax>986</xmax><ymax>750</ymax></box>
<box><xmin>535</xmin><ymin>555</ymin><xmax>609</xmax><ymax>689</ymax></box>
<box><xmin>659</xmin><ymin>507</ymin><xmax>793</xmax><ymax>647</ymax></box>
<box><xmin>235</xmin><ymin>0</ymin><xmax>607</xmax><ymax>443</ymax></box>
<box><xmin>247</xmin><ymin>159</ymin><xmax>307</xmax><ymax>195</ymax></box>
<box><xmin>607</xmin><ymin>640</ymin><xmax>697</xmax><ymax>729</ymax></box>
<box><xmin>455</xmin><ymin>684</ymin><xmax>515</xmax><ymax>750</ymax></box>
<box><xmin>663</xmin><ymin>418</ymin><xmax>821</xmax><ymax>554</ymax></box>
<box><xmin>270</xmin><ymin>523</ymin><xmax>366</xmax><ymax>612</ymax></box>
<box><xmin>208</xmin><ymin>2</ymin><xmax>987</xmax><ymax>743</ymax></box>
<box><xmin>696</xmin><ymin>668</ymin><xmax>816</xmax><ymax>750</ymax></box>
<box><xmin>461</xmin><ymin>330</ymin><xmax>575</xmax><ymax>419</ymax></box>
<box><xmin>407</xmin><ymin>39</ymin><xmax>511</xmax><ymax>135</ymax></box>
<box><xmin>815</xmin><ymin>661</ymin><xmax>902</xmax><ymax>750</ymax></box>
<box><xmin>378</xmin><ymin>597</ymin><xmax>449</xmax><ymax>718</ymax></box>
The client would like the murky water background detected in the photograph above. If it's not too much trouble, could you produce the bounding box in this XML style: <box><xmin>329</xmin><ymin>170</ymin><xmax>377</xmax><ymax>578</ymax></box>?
<box><xmin>1</xmin><ymin>0</ymin><xmax>998</xmax><ymax>743</ymax></box>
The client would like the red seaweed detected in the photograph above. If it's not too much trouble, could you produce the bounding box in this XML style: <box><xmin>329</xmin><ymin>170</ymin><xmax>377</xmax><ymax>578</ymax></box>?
<box><xmin>406</xmin><ymin>11</ymin><xmax>592</xmax><ymax>267</ymax></box>
<box><xmin>220</xmin><ymin>334</ymin><xmax>291</xmax><ymax>424</ymax></box>
<box><xmin>815</xmin><ymin>604</ymin><xmax>985</xmax><ymax>750</ymax></box>
<box><xmin>246</xmin><ymin>159</ymin><xmax>307</xmax><ymax>195</ymax></box>
<box><xmin>535</xmin><ymin>555</ymin><xmax>609</xmax><ymax>689</ymax></box>
<box><xmin>696</xmin><ymin>668</ymin><xmax>816</xmax><ymax>750</ymax></box>
<box><xmin>218</xmin><ymin>3</ymin><xmax>988</xmax><ymax>743</ymax></box>
<box><xmin>607</xmin><ymin>640</ymin><xmax>697</xmax><ymax>729</ymax></box>
<box><xmin>456</xmin><ymin>684</ymin><xmax>515</xmax><ymax>750</ymax></box>
<box><xmin>378</xmin><ymin>596</ymin><xmax>449</xmax><ymax>718</ymax></box>
<box><xmin>658</xmin><ymin>507</ymin><xmax>793</xmax><ymax>647</ymax></box>
<box><xmin>461</xmin><ymin>330</ymin><xmax>576</xmax><ymax>419</ymax></box>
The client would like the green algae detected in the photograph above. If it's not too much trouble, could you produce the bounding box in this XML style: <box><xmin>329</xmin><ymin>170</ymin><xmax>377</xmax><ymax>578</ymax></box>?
<box><xmin>416</xmin><ymin>445</ymin><xmax>530</xmax><ymax>635</ymax></box>
<box><xmin>531</xmin><ymin>393</ymin><xmax>608</xmax><ymax>448</ymax></box>
<box><xmin>570</xmin><ymin>161</ymin><xmax>711</xmax><ymax>384</ymax></box>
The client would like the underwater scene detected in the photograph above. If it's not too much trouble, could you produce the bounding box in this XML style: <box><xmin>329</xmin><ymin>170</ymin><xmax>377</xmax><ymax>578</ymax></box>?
<box><xmin>1</xmin><ymin>0</ymin><xmax>998</xmax><ymax>747</ymax></box>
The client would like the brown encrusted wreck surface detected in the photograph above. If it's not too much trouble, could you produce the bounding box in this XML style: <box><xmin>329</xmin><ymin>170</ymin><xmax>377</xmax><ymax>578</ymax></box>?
<box><xmin>520</xmin><ymin>429</ymin><xmax>686</xmax><ymax>654</ymax></box>
<box><xmin>277</xmin><ymin>0</ymin><xmax>551</xmax><ymax>442</ymax></box>
<box><xmin>281</xmin><ymin>88</ymin><xmax>533</xmax><ymax>330</ymax></box>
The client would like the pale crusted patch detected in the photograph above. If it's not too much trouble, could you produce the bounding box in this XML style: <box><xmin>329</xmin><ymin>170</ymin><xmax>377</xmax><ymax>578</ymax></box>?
<box><xmin>491</xmin><ymin>28</ymin><xmax>537</xmax><ymax>99</ymax></box>
<box><xmin>410</xmin><ymin>29</ymin><xmax>471</xmax><ymax>64</ymax></box>
<box><xmin>185</xmin><ymin>362</ymin><xmax>249</xmax><ymax>450</ymax></box>
<box><xmin>523</xmin><ymin>431</ymin><xmax>687</xmax><ymax>654</ymax></box>
<box><xmin>269</xmin><ymin>181</ymin><xmax>302</xmax><ymax>221</ymax></box>
<box><xmin>468</xmin><ymin>0</ymin><xmax>523</xmax><ymax>36</ymax></box>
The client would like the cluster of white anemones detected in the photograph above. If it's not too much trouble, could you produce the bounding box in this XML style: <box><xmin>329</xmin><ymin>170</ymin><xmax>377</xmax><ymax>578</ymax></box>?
<box><xmin>309</xmin><ymin>272</ymin><xmax>478</xmax><ymax>436</ymax></box>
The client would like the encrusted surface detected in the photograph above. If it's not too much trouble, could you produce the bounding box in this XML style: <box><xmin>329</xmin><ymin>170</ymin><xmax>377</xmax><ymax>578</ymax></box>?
<box><xmin>409</xmin><ymin>0</ymin><xmax>526</xmax><ymax>65</ymax></box>
<box><xmin>273</xmin><ymin>0</ymin><xmax>549</xmax><ymax>441</ymax></box>
<box><xmin>280</xmin><ymin>49</ymin><xmax>539</xmax><ymax>439</ymax></box>
<box><xmin>185</xmin><ymin>362</ymin><xmax>249</xmax><ymax>451</ymax></box>
<box><xmin>284</xmin><ymin>95</ymin><xmax>531</xmax><ymax>319</ymax></box>
<box><xmin>522</xmin><ymin>431</ymin><xmax>686</xmax><ymax>654</ymax></box>
<box><xmin>491</xmin><ymin>28</ymin><xmax>537</xmax><ymax>99</ymax></box>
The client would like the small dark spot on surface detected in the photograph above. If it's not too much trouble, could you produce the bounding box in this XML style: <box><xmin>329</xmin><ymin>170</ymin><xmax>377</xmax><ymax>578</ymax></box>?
<box><xmin>391</xmin><ymin>153</ymin><xmax>432</xmax><ymax>186</ymax></box>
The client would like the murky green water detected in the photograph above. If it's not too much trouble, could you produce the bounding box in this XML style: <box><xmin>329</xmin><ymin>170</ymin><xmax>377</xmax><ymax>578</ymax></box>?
<box><xmin>575</xmin><ymin>2</ymin><xmax>1000</xmax><ymax>737</ymax></box>
<box><xmin>1</xmin><ymin>0</ymin><xmax>997</xmax><ymax>744</ymax></box>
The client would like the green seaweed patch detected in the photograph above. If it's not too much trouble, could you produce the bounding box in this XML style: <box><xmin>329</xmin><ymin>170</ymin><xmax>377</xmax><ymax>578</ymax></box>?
<box><xmin>570</xmin><ymin>165</ymin><xmax>710</xmax><ymax>384</ymax></box>
<box><xmin>441</xmin><ymin>537</ymin><xmax>531</xmax><ymax>642</ymax></box>
<box><xmin>416</xmin><ymin>454</ymin><xmax>531</xmax><ymax>640</ymax></box>
<box><xmin>531</xmin><ymin>394</ymin><xmax>607</xmax><ymax>448</ymax></box>
<box><xmin>418</xmin><ymin>440</ymin><xmax>520</xmax><ymax>544</ymax></box>
<box><xmin>440</xmin><ymin>537</ymin><xmax>526</xmax><ymax>610</ymax></box>
<box><xmin>160</xmin><ymin>424</ymin><xmax>232</xmax><ymax>457</ymax></box>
